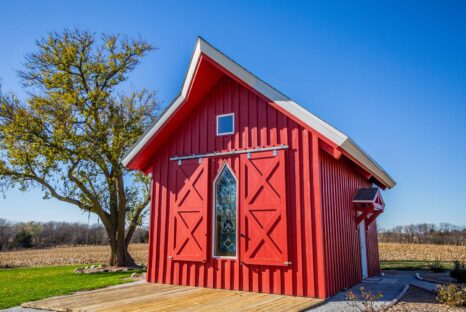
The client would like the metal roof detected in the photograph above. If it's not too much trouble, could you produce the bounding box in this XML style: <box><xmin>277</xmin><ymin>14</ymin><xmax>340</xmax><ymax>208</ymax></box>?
<box><xmin>353</xmin><ymin>188</ymin><xmax>380</xmax><ymax>202</ymax></box>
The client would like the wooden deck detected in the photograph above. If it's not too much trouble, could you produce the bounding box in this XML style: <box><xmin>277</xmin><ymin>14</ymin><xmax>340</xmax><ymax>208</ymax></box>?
<box><xmin>22</xmin><ymin>282</ymin><xmax>323</xmax><ymax>312</ymax></box>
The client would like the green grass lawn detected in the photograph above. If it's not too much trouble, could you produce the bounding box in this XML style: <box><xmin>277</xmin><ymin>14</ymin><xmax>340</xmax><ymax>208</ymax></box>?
<box><xmin>381</xmin><ymin>260</ymin><xmax>453</xmax><ymax>271</ymax></box>
<box><xmin>0</xmin><ymin>265</ymin><xmax>141</xmax><ymax>309</ymax></box>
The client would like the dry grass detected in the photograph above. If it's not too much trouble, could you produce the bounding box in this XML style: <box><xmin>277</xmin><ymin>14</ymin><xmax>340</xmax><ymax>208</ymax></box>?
<box><xmin>379</xmin><ymin>243</ymin><xmax>466</xmax><ymax>262</ymax></box>
<box><xmin>387</xmin><ymin>285</ymin><xmax>465</xmax><ymax>312</ymax></box>
<box><xmin>0</xmin><ymin>244</ymin><xmax>149</xmax><ymax>267</ymax></box>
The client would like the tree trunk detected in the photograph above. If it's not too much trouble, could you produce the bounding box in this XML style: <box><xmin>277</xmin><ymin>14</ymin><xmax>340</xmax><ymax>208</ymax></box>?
<box><xmin>109</xmin><ymin>235</ymin><xmax>136</xmax><ymax>267</ymax></box>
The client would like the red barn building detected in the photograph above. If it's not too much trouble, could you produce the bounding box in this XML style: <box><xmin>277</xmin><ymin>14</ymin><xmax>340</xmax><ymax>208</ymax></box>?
<box><xmin>123</xmin><ymin>38</ymin><xmax>396</xmax><ymax>299</ymax></box>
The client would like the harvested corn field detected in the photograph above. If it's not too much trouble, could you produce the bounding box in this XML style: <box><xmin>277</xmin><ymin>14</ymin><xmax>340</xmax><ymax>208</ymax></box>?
<box><xmin>0</xmin><ymin>244</ymin><xmax>148</xmax><ymax>267</ymax></box>
<box><xmin>2</xmin><ymin>243</ymin><xmax>466</xmax><ymax>267</ymax></box>
<box><xmin>379</xmin><ymin>242</ymin><xmax>466</xmax><ymax>262</ymax></box>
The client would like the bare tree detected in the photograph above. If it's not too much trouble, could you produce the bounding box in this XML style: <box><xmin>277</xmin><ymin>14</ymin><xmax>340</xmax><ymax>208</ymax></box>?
<box><xmin>379</xmin><ymin>223</ymin><xmax>466</xmax><ymax>246</ymax></box>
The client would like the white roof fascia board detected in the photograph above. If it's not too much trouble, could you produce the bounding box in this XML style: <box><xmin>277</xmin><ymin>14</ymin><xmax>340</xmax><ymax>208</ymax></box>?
<box><xmin>122</xmin><ymin>38</ymin><xmax>396</xmax><ymax>189</ymax></box>
<box><xmin>181</xmin><ymin>41</ymin><xmax>202</xmax><ymax>98</ymax></box>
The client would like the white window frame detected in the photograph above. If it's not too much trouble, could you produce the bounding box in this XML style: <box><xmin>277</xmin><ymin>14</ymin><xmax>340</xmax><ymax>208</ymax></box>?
<box><xmin>212</xmin><ymin>162</ymin><xmax>238</xmax><ymax>259</ymax></box>
<box><xmin>216</xmin><ymin>113</ymin><xmax>235</xmax><ymax>136</ymax></box>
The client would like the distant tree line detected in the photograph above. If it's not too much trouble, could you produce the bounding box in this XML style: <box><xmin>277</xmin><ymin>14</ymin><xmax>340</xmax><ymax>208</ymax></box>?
<box><xmin>0</xmin><ymin>219</ymin><xmax>148</xmax><ymax>251</ymax></box>
<box><xmin>378</xmin><ymin>223</ymin><xmax>466</xmax><ymax>246</ymax></box>
<box><xmin>2</xmin><ymin>220</ymin><xmax>464</xmax><ymax>251</ymax></box>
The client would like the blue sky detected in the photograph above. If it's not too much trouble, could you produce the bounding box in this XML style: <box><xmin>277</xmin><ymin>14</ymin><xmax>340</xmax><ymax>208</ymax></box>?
<box><xmin>0</xmin><ymin>1</ymin><xmax>465</xmax><ymax>228</ymax></box>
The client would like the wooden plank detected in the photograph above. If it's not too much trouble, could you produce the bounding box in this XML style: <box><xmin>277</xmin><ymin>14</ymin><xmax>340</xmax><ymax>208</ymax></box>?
<box><xmin>93</xmin><ymin>287</ymin><xmax>205</xmax><ymax>312</ymax></box>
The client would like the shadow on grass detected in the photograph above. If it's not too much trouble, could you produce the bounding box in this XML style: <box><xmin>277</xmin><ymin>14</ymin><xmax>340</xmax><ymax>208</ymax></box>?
<box><xmin>381</xmin><ymin>260</ymin><xmax>453</xmax><ymax>271</ymax></box>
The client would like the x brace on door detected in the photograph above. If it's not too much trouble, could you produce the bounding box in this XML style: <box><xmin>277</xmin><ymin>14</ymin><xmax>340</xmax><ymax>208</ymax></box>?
<box><xmin>169</xmin><ymin>158</ymin><xmax>208</xmax><ymax>261</ymax></box>
<box><xmin>240</xmin><ymin>148</ymin><xmax>289</xmax><ymax>266</ymax></box>
<box><xmin>243</xmin><ymin>157</ymin><xmax>283</xmax><ymax>261</ymax></box>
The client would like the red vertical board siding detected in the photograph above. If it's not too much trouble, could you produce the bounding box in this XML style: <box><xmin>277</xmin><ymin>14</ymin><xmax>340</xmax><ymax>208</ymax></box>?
<box><xmin>320</xmin><ymin>152</ymin><xmax>383</xmax><ymax>296</ymax></box>
<box><xmin>147</xmin><ymin>74</ymin><xmax>380</xmax><ymax>299</ymax></box>
<box><xmin>148</xmin><ymin>75</ymin><xmax>318</xmax><ymax>297</ymax></box>
<box><xmin>311</xmin><ymin>134</ymin><xmax>327</xmax><ymax>298</ymax></box>
<box><xmin>366</xmin><ymin>221</ymin><xmax>381</xmax><ymax>276</ymax></box>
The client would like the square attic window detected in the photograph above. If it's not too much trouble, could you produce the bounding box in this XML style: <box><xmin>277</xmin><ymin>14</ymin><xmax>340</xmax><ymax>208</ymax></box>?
<box><xmin>216</xmin><ymin>113</ymin><xmax>234</xmax><ymax>136</ymax></box>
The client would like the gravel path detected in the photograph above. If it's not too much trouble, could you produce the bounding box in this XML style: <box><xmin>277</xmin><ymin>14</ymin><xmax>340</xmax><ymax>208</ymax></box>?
<box><xmin>307</xmin><ymin>271</ymin><xmax>423</xmax><ymax>311</ymax></box>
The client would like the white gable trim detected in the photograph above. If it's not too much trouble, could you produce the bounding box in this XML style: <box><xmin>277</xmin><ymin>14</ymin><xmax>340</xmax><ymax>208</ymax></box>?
<box><xmin>122</xmin><ymin>38</ymin><xmax>395</xmax><ymax>189</ymax></box>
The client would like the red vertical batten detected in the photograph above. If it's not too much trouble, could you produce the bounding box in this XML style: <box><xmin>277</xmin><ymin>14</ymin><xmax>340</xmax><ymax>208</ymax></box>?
<box><xmin>366</xmin><ymin>221</ymin><xmax>381</xmax><ymax>276</ymax></box>
<box><xmin>311</xmin><ymin>134</ymin><xmax>327</xmax><ymax>298</ymax></box>
<box><xmin>145</xmin><ymin>74</ymin><xmax>382</xmax><ymax>299</ymax></box>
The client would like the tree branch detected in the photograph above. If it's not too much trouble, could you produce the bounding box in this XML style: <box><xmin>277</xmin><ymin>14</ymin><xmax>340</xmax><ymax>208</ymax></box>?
<box><xmin>2</xmin><ymin>168</ymin><xmax>87</xmax><ymax>210</ymax></box>
<box><xmin>66</xmin><ymin>160</ymin><xmax>112</xmax><ymax>226</ymax></box>
<box><xmin>125</xmin><ymin>194</ymin><xmax>150</xmax><ymax>246</ymax></box>
<box><xmin>100</xmin><ymin>52</ymin><xmax>137</xmax><ymax>91</ymax></box>
<box><xmin>67</xmin><ymin>161</ymin><xmax>100</xmax><ymax>208</ymax></box>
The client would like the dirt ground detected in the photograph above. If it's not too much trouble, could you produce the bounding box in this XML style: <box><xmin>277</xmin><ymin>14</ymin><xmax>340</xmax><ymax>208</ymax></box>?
<box><xmin>387</xmin><ymin>286</ymin><xmax>465</xmax><ymax>312</ymax></box>
<box><xmin>3</xmin><ymin>242</ymin><xmax>466</xmax><ymax>267</ymax></box>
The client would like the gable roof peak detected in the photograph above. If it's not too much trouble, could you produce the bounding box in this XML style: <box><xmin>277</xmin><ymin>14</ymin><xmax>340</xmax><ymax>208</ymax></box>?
<box><xmin>122</xmin><ymin>38</ymin><xmax>395</xmax><ymax>189</ymax></box>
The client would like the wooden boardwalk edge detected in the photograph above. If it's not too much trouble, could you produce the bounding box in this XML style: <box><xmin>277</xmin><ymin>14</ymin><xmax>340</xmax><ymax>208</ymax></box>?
<box><xmin>21</xmin><ymin>283</ymin><xmax>323</xmax><ymax>312</ymax></box>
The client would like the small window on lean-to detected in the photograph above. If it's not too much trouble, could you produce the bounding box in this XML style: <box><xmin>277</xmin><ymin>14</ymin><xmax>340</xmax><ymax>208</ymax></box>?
<box><xmin>216</xmin><ymin>113</ymin><xmax>234</xmax><ymax>136</ymax></box>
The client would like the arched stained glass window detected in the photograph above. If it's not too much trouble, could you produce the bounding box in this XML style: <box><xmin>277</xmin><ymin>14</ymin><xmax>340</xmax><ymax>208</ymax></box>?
<box><xmin>213</xmin><ymin>164</ymin><xmax>237</xmax><ymax>257</ymax></box>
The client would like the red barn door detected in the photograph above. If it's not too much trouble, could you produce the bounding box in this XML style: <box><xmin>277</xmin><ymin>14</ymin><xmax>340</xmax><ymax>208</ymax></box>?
<box><xmin>240</xmin><ymin>149</ymin><xmax>289</xmax><ymax>266</ymax></box>
<box><xmin>169</xmin><ymin>158</ymin><xmax>209</xmax><ymax>262</ymax></box>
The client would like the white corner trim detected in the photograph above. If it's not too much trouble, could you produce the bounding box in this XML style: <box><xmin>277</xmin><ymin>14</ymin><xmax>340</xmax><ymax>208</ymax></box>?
<box><xmin>122</xmin><ymin>37</ymin><xmax>396</xmax><ymax>189</ymax></box>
